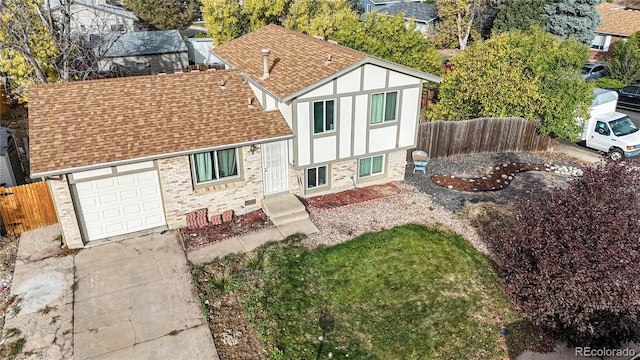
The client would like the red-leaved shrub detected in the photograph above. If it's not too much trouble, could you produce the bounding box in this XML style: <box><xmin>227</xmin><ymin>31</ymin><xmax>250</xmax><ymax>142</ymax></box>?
<box><xmin>488</xmin><ymin>160</ymin><xmax>640</xmax><ymax>346</ymax></box>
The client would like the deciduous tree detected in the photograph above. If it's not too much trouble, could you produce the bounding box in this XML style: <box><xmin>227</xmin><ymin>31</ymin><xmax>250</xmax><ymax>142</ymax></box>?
<box><xmin>0</xmin><ymin>0</ymin><xmax>106</xmax><ymax>102</ymax></box>
<box><xmin>428</xmin><ymin>27</ymin><xmax>591</xmax><ymax>141</ymax></box>
<box><xmin>331</xmin><ymin>13</ymin><xmax>442</xmax><ymax>75</ymax></box>
<box><xmin>606</xmin><ymin>31</ymin><xmax>640</xmax><ymax>85</ymax></box>
<box><xmin>433</xmin><ymin>0</ymin><xmax>486</xmax><ymax>49</ymax></box>
<box><xmin>123</xmin><ymin>0</ymin><xmax>200</xmax><ymax>30</ymax></box>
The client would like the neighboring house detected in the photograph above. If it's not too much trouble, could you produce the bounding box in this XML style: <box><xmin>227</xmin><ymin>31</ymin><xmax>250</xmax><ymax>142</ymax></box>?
<box><xmin>362</xmin><ymin>0</ymin><xmax>424</xmax><ymax>14</ymax></box>
<box><xmin>381</xmin><ymin>2</ymin><xmax>438</xmax><ymax>36</ymax></box>
<box><xmin>590</xmin><ymin>2</ymin><xmax>640</xmax><ymax>60</ymax></box>
<box><xmin>0</xmin><ymin>127</ymin><xmax>25</xmax><ymax>187</ymax></box>
<box><xmin>28</xmin><ymin>25</ymin><xmax>440</xmax><ymax>248</ymax></box>
<box><xmin>93</xmin><ymin>30</ymin><xmax>189</xmax><ymax>74</ymax></box>
<box><xmin>185</xmin><ymin>38</ymin><xmax>224</xmax><ymax>65</ymax></box>
<box><xmin>48</xmin><ymin>0</ymin><xmax>139</xmax><ymax>35</ymax></box>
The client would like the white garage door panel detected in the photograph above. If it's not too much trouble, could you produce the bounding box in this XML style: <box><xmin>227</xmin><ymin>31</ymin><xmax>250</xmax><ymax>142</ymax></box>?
<box><xmin>75</xmin><ymin>170</ymin><xmax>166</xmax><ymax>241</ymax></box>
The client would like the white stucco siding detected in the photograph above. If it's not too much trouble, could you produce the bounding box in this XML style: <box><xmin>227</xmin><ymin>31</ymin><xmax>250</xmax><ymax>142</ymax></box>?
<box><xmin>265</xmin><ymin>94</ymin><xmax>277</xmax><ymax>110</ymax></box>
<box><xmin>278</xmin><ymin>101</ymin><xmax>293</xmax><ymax>128</ymax></box>
<box><xmin>388</xmin><ymin>71</ymin><xmax>421</xmax><ymax>87</ymax></box>
<box><xmin>298</xmin><ymin>81</ymin><xmax>334</xmax><ymax>100</ymax></box>
<box><xmin>398</xmin><ymin>87</ymin><xmax>420</xmax><ymax>147</ymax></box>
<box><xmin>369</xmin><ymin>127</ymin><xmax>397</xmax><ymax>153</ymax></box>
<box><xmin>339</xmin><ymin>97</ymin><xmax>353</xmax><ymax>158</ymax></box>
<box><xmin>296</xmin><ymin>102</ymin><xmax>311</xmax><ymax>166</ymax></box>
<box><xmin>353</xmin><ymin>95</ymin><xmax>368</xmax><ymax>156</ymax></box>
<box><xmin>249</xmin><ymin>83</ymin><xmax>265</xmax><ymax>108</ymax></box>
<box><xmin>363</xmin><ymin>65</ymin><xmax>387</xmax><ymax>91</ymax></box>
<box><xmin>313</xmin><ymin>137</ymin><xmax>337</xmax><ymax>163</ymax></box>
<box><xmin>336</xmin><ymin>68</ymin><xmax>361</xmax><ymax>94</ymax></box>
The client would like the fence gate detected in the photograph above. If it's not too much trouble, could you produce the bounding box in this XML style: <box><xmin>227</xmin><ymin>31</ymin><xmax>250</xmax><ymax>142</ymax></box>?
<box><xmin>0</xmin><ymin>181</ymin><xmax>58</xmax><ymax>236</ymax></box>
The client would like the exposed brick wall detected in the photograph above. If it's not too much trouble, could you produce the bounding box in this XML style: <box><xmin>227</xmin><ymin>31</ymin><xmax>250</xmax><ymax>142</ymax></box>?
<box><xmin>298</xmin><ymin>150</ymin><xmax>408</xmax><ymax>197</ymax></box>
<box><xmin>158</xmin><ymin>146</ymin><xmax>266</xmax><ymax>228</ymax></box>
<box><xmin>387</xmin><ymin>149</ymin><xmax>408</xmax><ymax>180</ymax></box>
<box><xmin>49</xmin><ymin>177</ymin><xmax>84</xmax><ymax>249</ymax></box>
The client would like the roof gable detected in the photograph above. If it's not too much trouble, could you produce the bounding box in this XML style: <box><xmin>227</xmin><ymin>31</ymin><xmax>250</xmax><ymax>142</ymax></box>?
<box><xmin>29</xmin><ymin>70</ymin><xmax>292</xmax><ymax>176</ymax></box>
<box><xmin>213</xmin><ymin>25</ymin><xmax>367</xmax><ymax>100</ymax></box>
<box><xmin>596</xmin><ymin>2</ymin><xmax>640</xmax><ymax>36</ymax></box>
<box><xmin>213</xmin><ymin>24</ymin><xmax>441</xmax><ymax>100</ymax></box>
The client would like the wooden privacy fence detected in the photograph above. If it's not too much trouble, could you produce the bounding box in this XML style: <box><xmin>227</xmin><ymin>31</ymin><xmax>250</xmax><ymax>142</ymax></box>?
<box><xmin>410</xmin><ymin>117</ymin><xmax>551</xmax><ymax>160</ymax></box>
<box><xmin>0</xmin><ymin>181</ymin><xmax>58</xmax><ymax>236</ymax></box>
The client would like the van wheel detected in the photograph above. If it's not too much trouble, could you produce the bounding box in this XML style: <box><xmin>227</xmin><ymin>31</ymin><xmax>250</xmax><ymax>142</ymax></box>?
<box><xmin>609</xmin><ymin>148</ymin><xmax>623</xmax><ymax>161</ymax></box>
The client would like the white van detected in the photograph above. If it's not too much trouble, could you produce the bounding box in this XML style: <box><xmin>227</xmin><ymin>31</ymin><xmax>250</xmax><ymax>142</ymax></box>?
<box><xmin>578</xmin><ymin>88</ymin><xmax>640</xmax><ymax>160</ymax></box>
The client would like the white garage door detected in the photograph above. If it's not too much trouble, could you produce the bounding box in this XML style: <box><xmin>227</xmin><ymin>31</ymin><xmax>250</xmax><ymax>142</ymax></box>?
<box><xmin>75</xmin><ymin>170</ymin><xmax>166</xmax><ymax>241</ymax></box>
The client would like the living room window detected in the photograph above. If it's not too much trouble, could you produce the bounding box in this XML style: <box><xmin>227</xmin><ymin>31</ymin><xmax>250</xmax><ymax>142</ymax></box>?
<box><xmin>359</xmin><ymin>155</ymin><xmax>384</xmax><ymax>178</ymax></box>
<box><xmin>370</xmin><ymin>91</ymin><xmax>398</xmax><ymax>124</ymax></box>
<box><xmin>192</xmin><ymin>148</ymin><xmax>239</xmax><ymax>185</ymax></box>
<box><xmin>307</xmin><ymin>166</ymin><xmax>328</xmax><ymax>189</ymax></box>
<box><xmin>313</xmin><ymin>100</ymin><xmax>335</xmax><ymax>134</ymax></box>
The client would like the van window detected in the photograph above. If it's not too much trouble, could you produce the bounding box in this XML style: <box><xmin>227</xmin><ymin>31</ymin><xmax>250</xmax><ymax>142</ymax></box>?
<box><xmin>595</xmin><ymin>121</ymin><xmax>610</xmax><ymax>136</ymax></box>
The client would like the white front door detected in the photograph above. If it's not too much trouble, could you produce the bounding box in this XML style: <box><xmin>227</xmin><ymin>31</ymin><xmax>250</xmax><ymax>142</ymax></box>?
<box><xmin>262</xmin><ymin>141</ymin><xmax>289</xmax><ymax>196</ymax></box>
<box><xmin>74</xmin><ymin>170</ymin><xmax>166</xmax><ymax>241</ymax></box>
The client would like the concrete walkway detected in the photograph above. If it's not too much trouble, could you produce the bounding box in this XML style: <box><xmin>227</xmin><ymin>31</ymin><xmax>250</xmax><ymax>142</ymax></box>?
<box><xmin>186</xmin><ymin>218</ymin><xmax>319</xmax><ymax>265</ymax></box>
<box><xmin>550</xmin><ymin>140</ymin><xmax>604</xmax><ymax>164</ymax></box>
<box><xmin>73</xmin><ymin>231</ymin><xmax>218</xmax><ymax>359</ymax></box>
<box><xmin>4</xmin><ymin>225</ymin><xmax>74</xmax><ymax>359</ymax></box>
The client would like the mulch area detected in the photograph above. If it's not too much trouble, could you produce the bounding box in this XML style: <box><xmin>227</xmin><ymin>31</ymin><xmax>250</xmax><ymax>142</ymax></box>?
<box><xmin>432</xmin><ymin>163</ymin><xmax>551</xmax><ymax>191</ymax></box>
<box><xmin>304</xmin><ymin>182</ymin><xmax>402</xmax><ymax>209</ymax></box>
<box><xmin>178</xmin><ymin>209</ymin><xmax>273</xmax><ymax>251</ymax></box>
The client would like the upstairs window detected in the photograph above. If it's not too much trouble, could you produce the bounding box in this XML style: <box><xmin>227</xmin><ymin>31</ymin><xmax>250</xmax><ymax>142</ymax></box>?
<box><xmin>370</xmin><ymin>91</ymin><xmax>398</xmax><ymax>124</ymax></box>
<box><xmin>313</xmin><ymin>100</ymin><xmax>335</xmax><ymax>134</ymax></box>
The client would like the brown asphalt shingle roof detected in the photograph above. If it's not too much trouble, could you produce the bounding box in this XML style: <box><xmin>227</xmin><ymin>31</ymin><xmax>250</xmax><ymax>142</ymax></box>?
<box><xmin>213</xmin><ymin>24</ymin><xmax>368</xmax><ymax>100</ymax></box>
<box><xmin>596</xmin><ymin>2</ymin><xmax>640</xmax><ymax>36</ymax></box>
<box><xmin>29</xmin><ymin>69</ymin><xmax>292</xmax><ymax>176</ymax></box>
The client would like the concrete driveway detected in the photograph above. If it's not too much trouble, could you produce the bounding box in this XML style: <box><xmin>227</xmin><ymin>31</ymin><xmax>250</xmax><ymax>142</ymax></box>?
<box><xmin>73</xmin><ymin>230</ymin><xmax>218</xmax><ymax>359</ymax></box>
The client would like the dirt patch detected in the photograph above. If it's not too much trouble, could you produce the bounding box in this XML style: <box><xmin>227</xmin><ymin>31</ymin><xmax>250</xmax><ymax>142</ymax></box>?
<box><xmin>432</xmin><ymin>163</ymin><xmax>550</xmax><ymax>191</ymax></box>
<box><xmin>304</xmin><ymin>182</ymin><xmax>402</xmax><ymax>209</ymax></box>
<box><xmin>178</xmin><ymin>209</ymin><xmax>273</xmax><ymax>251</ymax></box>
<box><xmin>0</xmin><ymin>235</ymin><xmax>19</xmax><ymax>334</ymax></box>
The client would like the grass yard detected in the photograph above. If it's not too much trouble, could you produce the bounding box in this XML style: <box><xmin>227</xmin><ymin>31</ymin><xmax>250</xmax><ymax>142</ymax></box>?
<box><xmin>193</xmin><ymin>224</ymin><xmax>524</xmax><ymax>359</ymax></box>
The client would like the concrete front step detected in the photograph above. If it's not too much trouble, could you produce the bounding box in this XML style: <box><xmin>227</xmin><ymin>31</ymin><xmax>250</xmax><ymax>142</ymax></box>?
<box><xmin>262</xmin><ymin>193</ymin><xmax>309</xmax><ymax>226</ymax></box>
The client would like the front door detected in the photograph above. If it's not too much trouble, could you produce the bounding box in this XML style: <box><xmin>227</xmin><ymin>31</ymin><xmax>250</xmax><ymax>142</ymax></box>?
<box><xmin>262</xmin><ymin>141</ymin><xmax>289</xmax><ymax>196</ymax></box>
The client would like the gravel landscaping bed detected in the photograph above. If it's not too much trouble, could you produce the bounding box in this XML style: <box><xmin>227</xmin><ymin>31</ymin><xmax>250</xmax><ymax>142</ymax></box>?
<box><xmin>304</xmin><ymin>152</ymin><xmax>586</xmax><ymax>255</ymax></box>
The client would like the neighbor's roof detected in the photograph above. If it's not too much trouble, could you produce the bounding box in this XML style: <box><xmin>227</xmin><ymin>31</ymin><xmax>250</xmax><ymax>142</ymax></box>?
<box><xmin>382</xmin><ymin>2</ymin><xmax>438</xmax><ymax>22</ymax></box>
<box><xmin>49</xmin><ymin>0</ymin><xmax>138</xmax><ymax>21</ymax></box>
<box><xmin>596</xmin><ymin>2</ymin><xmax>640</xmax><ymax>36</ymax></box>
<box><xmin>95</xmin><ymin>30</ymin><xmax>188</xmax><ymax>58</ymax></box>
<box><xmin>29</xmin><ymin>70</ymin><xmax>292</xmax><ymax>176</ymax></box>
<box><xmin>369</xmin><ymin>0</ymin><xmax>423</xmax><ymax>5</ymax></box>
<box><xmin>213</xmin><ymin>24</ymin><xmax>441</xmax><ymax>101</ymax></box>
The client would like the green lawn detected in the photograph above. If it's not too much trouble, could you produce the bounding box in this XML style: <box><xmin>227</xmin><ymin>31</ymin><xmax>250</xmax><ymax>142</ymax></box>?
<box><xmin>193</xmin><ymin>224</ymin><xmax>523</xmax><ymax>359</ymax></box>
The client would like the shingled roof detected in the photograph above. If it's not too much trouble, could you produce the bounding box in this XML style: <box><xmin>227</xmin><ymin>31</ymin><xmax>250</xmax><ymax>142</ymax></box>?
<box><xmin>213</xmin><ymin>25</ymin><xmax>367</xmax><ymax>100</ymax></box>
<box><xmin>29</xmin><ymin>70</ymin><xmax>292</xmax><ymax>176</ymax></box>
<box><xmin>596</xmin><ymin>2</ymin><xmax>640</xmax><ymax>36</ymax></box>
<box><xmin>382</xmin><ymin>2</ymin><xmax>438</xmax><ymax>23</ymax></box>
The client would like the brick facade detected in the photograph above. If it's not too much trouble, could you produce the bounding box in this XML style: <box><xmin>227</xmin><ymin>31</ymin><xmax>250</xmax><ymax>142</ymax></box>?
<box><xmin>297</xmin><ymin>149</ymin><xmax>408</xmax><ymax>197</ymax></box>
<box><xmin>49</xmin><ymin>176</ymin><xmax>84</xmax><ymax>249</ymax></box>
<box><xmin>158</xmin><ymin>146</ymin><xmax>266</xmax><ymax>229</ymax></box>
